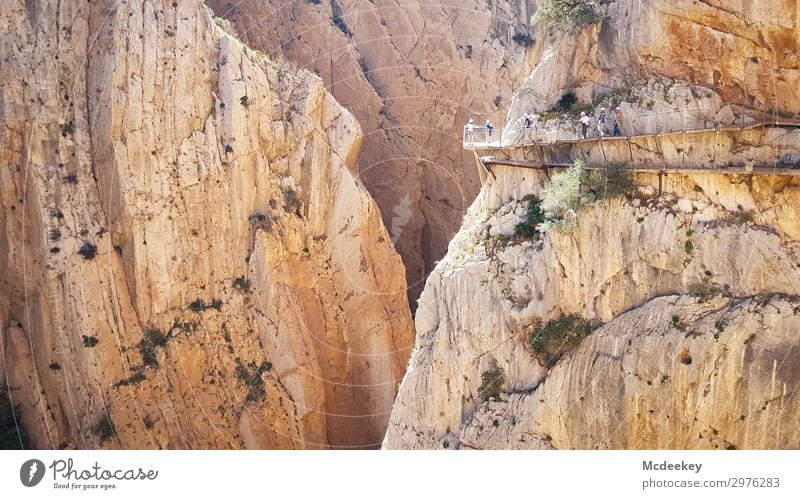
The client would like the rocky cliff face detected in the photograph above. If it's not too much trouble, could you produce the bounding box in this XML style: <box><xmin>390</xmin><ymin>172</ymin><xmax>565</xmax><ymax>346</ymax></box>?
<box><xmin>508</xmin><ymin>0</ymin><xmax>800</xmax><ymax>126</ymax></box>
<box><xmin>385</xmin><ymin>167</ymin><xmax>800</xmax><ymax>449</ymax></box>
<box><xmin>384</xmin><ymin>0</ymin><xmax>800</xmax><ymax>449</ymax></box>
<box><xmin>0</xmin><ymin>0</ymin><xmax>413</xmax><ymax>449</ymax></box>
<box><xmin>206</xmin><ymin>0</ymin><xmax>537</xmax><ymax>303</ymax></box>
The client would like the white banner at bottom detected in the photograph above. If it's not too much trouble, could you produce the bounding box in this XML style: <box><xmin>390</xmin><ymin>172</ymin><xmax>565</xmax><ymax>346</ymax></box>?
<box><xmin>1</xmin><ymin>450</ymin><xmax>798</xmax><ymax>498</ymax></box>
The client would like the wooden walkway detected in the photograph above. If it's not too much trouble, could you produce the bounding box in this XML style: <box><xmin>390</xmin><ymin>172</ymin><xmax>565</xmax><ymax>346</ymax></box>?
<box><xmin>464</xmin><ymin>120</ymin><xmax>800</xmax><ymax>150</ymax></box>
<box><xmin>466</xmin><ymin>121</ymin><xmax>800</xmax><ymax>184</ymax></box>
<box><xmin>482</xmin><ymin>158</ymin><xmax>800</xmax><ymax>177</ymax></box>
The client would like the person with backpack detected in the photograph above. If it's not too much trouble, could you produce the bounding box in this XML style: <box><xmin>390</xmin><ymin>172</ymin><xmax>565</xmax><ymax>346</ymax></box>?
<box><xmin>597</xmin><ymin>107</ymin><xmax>607</xmax><ymax>137</ymax></box>
<box><xmin>485</xmin><ymin>119</ymin><xmax>494</xmax><ymax>142</ymax></box>
<box><xmin>613</xmin><ymin>107</ymin><xmax>623</xmax><ymax>136</ymax></box>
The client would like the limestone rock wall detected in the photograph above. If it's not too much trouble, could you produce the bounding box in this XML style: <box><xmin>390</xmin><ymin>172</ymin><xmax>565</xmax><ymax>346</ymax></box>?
<box><xmin>461</xmin><ymin>294</ymin><xmax>800</xmax><ymax>450</ymax></box>
<box><xmin>0</xmin><ymin>0</ymin><xmax>413</xmax><ymax>449</ymax></box>
<box><xmin>508</xmin><ymin>0</ymin><xmax>800</xmax><ymax>129</ymax></box>
<box><xmin>206</xmin><ymin>0</ymin><xmax>537</xmax><ymax>303</ymax></box>
<box><xmin>384</xmin><ymin>165</ymin><xmax>800</xmax><ymax>449</ymax></box>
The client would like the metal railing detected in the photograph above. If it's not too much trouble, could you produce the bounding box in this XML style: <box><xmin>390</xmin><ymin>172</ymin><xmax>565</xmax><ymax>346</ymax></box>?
<box><xmin>464</xmin><ymin>109</ymin><xmax>799</xmax><ymax>150</ymax></box>
<box><xmin>462</xmin><ymin>126</ymin><xmax>501</xmax><ymax>148</ymax></box>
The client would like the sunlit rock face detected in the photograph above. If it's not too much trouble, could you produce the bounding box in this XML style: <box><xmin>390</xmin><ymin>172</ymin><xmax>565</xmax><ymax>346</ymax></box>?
<box><xmin>206</xmin><ymin>0</ymin><xmax>538</xmax><ymax>304</ymax></box>
<box><xmin>0</xmin><ymin>0</ymin><xmax>413</xmax><ymax>449</ymax></box>
<box><xmin>383</xmin><ymin>0</ymin><xmax>800</xmax><ymax>450</ymax></box>
<box><xmin>384</xmin><ymin>165</ymin><xmax>800</xmax><ymax>449</ymax></box>
<box><xmin>508</xmin><ymin>0</ymin><xmax>800</xmax><ymax>128</ymax></box>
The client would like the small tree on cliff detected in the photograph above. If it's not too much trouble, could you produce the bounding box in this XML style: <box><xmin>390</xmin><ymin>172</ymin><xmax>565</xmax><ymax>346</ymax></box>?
<box><xmin>531</xmin><ymin>0</ymin><xmax>606</xmax><ymax>32</ymax></box>
<box><xmin>539</xmin><ymin>160</ymin><xmax>592</xmax><ymax>233</ymax></box>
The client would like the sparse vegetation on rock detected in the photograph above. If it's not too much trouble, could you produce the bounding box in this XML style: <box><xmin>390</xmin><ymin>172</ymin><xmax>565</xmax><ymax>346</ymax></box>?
<box><xmin>77</xmin><ymin>242</ymin><xmax>97</xmax><ymax>260</ymax></box>
<box><xmin>539</xmin><ymin>160</ymin><xmax>634</xmax><ymax>233</ymax></box>
<box><xmin>478</xmin><ymin>366</ymin><xmax>506</xmax><ymax>400</ymax></box>
<box><xmin>526</xmin><ymin>314</ymin><xmax>591</xmax><ymax>368</ymax></box>
<box><xmin>140</xmin><ymin>328</ymin><xmax>170</xmax><ymax>368</ymax></box>
<box><xmin>82</xmin><ymin>335</ymin><xmax>99</xmax><ymax>347</ymax></box>
<box><xmin>92</xmin><ymin>414</ymin><xmax>116</xmax><ymax>442</ymax></box>
<box><xmin>235</xmin><ymin>359</ymin><xmax>273</xmax><ymax>403</ymax></box>
<box><xmin>531</xmin><ymin>0</ymin><xmax>605</xmax><ymax>32</ymax></box>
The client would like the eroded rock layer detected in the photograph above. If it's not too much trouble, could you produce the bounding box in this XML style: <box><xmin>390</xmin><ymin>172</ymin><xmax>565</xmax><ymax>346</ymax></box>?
<box><xmin>0</xmin><ymin>0</ymin><xmax>413</xmax><ymax>449</ymax></box>
<box><xmin>207</xmin><ymin>0</ymin><xmax>537</xmax><ymax>303</ymax></box>
<box><xmin>384</xmin><ymin>0</ymin><xmax>800</xmax><ymax>450</ymax></box>
<box><xmin>384</xmin><ymin>166</ymin><xmax>800</xmax><ymax>449</ymax></box>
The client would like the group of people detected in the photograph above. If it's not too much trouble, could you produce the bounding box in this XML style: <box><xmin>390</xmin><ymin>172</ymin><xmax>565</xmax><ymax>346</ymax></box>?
<box><xmin>579</xmin><ymin>107</ymin><xmax>623</xmax><ymax>138</ymax></box>
<box><xmin>465</xmin><ymin>118</ymin><xmax>495</xmax><ymax>143</ymax></box>
<box><xmin>464</xmin><ymin>105</ymin><xmax>624</xmax><ymax>145</ymax></box>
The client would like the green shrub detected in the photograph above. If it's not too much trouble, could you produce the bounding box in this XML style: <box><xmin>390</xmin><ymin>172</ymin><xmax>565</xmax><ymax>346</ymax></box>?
<box><xmin>554</xmin><ymin>91</ymin><xmax>578</xmax><ymax>112</ymax></box>
<box><xmin>539</xmin><ymin>160</ymin><xmax>633</xmax><ymax>234</ymax></box>
<box><xmin>513</xmin><ymin>195</ymin><xmax>545</xmax><ymax>241</ymax></box>
<box><xmin>213</xmin><ymin>17</ymin><xmax>236</xmax><ymax>37</ymax></box>
<box><xmin>235</xmin><ymin>359</ymin><xmax>272</xmax><ymax>403</ymax></box>
<box><xmin>531</xmin><ymin>0</ymin><xmax>604</xmax><ymax>31</ymax></box>
<box><xmin>59</xmin><ymin>121</ymin><xmax>75</xmax><ymax>136</ymax></box>
<box><xmin>671</xmin><ymin>315</ymin><xmax>686</xmax><ymax>331</ymax></box>
<box><xmin>283</xmin><ymin>188</ymin><xmax>302</xmax><ymax>217</ymax></box>
<box><xmin>233</xmin><ymin>277</ymin><xmax>251</xmax><ymax>292</ymax></box>
<box><xmin>511</xmin><ymin>32</ymin><xmax>535</xmax><ymax>47</ymax></box>
<box><xmin>583</xmin><ymin>165</ymin><xmax>635</xmax><ymax>199</ymax></box>
<box><xmin>729</xmin><ymin>210</ymin><xmax>754</xmax><ymax>225</ymax></box>
<box><xmin>77</xmin><ymin>242</ymin><xmax>97</xmax><ymax>260</ymax></box>
<box><xmin>114</xmin><ymin>370</ymin><xmax>146</xmax><ymax>388</ymax></box>
<box><xmin>82</xmin><ymin>335</ymin><xmax>99</xmax><ymax>348</ymax></box>
<box><xmin>0</xmin><ymin>388</ymin><xmax>30</xmax><ymax>450</ymax></box>
<box><xmin>239</xmin><ymin>95</ymin><xmax>249</xmax><ymax>108</ymax></box>
<box><xmin>684</xmin><ymin>239</ymin><xmax>694</xmax><ymax>255</ymax></box>
<box><xmin>249</xmin><ymin>212</ymin><xmax>272</xmax><ymax>231</ymax></box>
<box><xmin>539</xmin><ymin>160</ymin><xmax>593</xmax><ymax>233</ymax></box>
<box><xmin>140</xmin><ymin>328</ymin><xmax>170</xmax><ymax>368</ymax></box>
<box><xmin>526</xmin><ymin>314</ymin><xmax>591</xmax><ymax>368</ymax></box>
<box><xmin>688</xmin><ymin>280</ymin><xmax>720</xmax><ymax>302</ymax></box>
<box><xmin>188</xmin><ymin>298</ymin><xmax>222</xmax><ymax>312</ymax></box>
<box><xmin>93</xmin><ymin>414</ymin><xmax>116</xmax><ymax>442</ymax></box>
<box><xmin>478</xmin><ymin>367</ymin><xmax>506</xmax><ymax>400</ymax></box>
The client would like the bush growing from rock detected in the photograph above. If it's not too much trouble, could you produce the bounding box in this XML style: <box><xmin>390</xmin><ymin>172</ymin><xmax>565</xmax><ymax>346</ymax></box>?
<box><xmin>478</xmin><ymin>367</ymin><xmax>506</xmax><ymax>400</ymax></box>
<box><xmin>531</xmin><ymin>0</ymin><xmax>605</xmax><ymax>32</ymax></box>
<box><xmin>526</xmin><ymin>314</ymin><xmax>591</xmax><ymax>368</ymax></box>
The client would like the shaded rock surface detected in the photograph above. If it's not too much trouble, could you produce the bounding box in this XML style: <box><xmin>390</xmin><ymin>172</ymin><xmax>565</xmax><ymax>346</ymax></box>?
<box><xmin>207</xmin><ymin>0</ymin><xmax>538</xmax><ymax>303</ymax></box>
<box><xmin>0</xmin><ymin>0</ymin><xmax>413</xmax><ymax>449</ymax></box>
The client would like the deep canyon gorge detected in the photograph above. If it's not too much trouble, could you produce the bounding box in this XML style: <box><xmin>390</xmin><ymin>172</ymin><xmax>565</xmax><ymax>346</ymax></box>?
<box><xmin>2</xmin><ymin>0</ymin><xmax>799</xmax><ymax>450</ymax></box>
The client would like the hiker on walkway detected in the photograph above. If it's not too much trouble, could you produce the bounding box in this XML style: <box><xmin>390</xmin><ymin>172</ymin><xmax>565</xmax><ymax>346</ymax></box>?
<box><xmin>485</xmin><ymin>119</ymin><xmax>494</xmax><ymax>142</ymax></box>
<box><xmin>466</xmin><ymin>118</ymin><xmax>474</xmax><ymax>143</ymax></box>
<box><xmin>597</xmin><ymin>107</ymin><xmax>607</xmax><ymax>137</ymax></box>
<box><xmin>612</xmin><ymin>107</ymin><xmax>623</xmax><ymax>136</ymax></box>
<box><xmin>580</xmin><ymin>111</ymin><xmax>590</xmax><ymax>139</ymax></box>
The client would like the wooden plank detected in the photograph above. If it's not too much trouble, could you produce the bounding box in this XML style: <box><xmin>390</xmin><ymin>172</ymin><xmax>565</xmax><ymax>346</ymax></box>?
<box><xmin>483</xmin><ymin>160</ymin><xmax>800</xmax><ymax>176</ymax></box>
